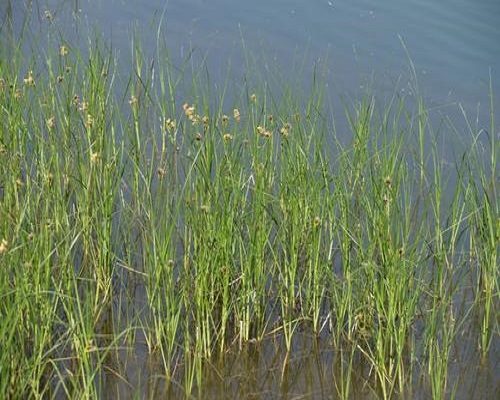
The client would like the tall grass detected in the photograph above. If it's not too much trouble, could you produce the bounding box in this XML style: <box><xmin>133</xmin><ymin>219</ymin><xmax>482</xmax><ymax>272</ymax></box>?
<box><xmin>0</xmin><ymin>8</ymin><xmax>498</xmax><ymax>399</ymax></box>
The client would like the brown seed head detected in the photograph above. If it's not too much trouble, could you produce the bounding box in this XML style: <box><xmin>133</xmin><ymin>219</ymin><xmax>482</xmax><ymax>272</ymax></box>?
<box><xmin>23</xmin><ymin>70</ymin><xmax>35</xmax><ymax>87</ymax></box>
<box><xmin>0</xmin><ymin>239</ymin><xmax>8</xmax><ymax>255</ymax></box>
<box><xmin>233</xmin><ymin>108</ymin><xmax>241</xmax><ymax>122</ymax></box>
<box><xmin>47</xmin><ymin>117</ymin><xmax>56</xmax><ymax>130</ymax></box>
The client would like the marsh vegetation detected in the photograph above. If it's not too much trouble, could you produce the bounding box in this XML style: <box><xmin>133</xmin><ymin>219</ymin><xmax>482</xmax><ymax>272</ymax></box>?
<box><xmin>0</xmin><ymin>5</ymin><xmax>498</xmax><ymax>399</ymax></box>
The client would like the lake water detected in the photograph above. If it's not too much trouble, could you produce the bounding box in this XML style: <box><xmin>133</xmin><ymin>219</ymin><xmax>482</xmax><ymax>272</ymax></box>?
<box><xmin>1</xmin><ymin>1</ymin><xmax>498</xmax><ymax>398</ymax></box>
<box><xmin>5</xmin><ymin>0</ymin><xmax>500</xmax><ymax>123</ymax></box>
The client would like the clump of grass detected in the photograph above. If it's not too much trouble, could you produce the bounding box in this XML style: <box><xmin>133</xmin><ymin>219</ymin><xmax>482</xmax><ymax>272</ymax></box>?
<box><xmin>1</xmin><ymin>7</ymin><xmax>498</xmax><ymax>399</ymax></box>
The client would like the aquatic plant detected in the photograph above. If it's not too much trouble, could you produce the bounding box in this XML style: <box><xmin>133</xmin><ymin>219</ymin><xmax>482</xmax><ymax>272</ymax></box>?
<box><xmin>0</xmin><ymin>6</ymin><xmax>497</xmax><ymax>399</ymax></box>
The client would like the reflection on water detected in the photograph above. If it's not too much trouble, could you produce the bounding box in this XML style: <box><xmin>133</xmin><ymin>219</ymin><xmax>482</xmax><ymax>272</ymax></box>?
<box><xmin>98</xmin><ymin>328</ymin><xmax>497</xmax><ymax>399</ymax></box>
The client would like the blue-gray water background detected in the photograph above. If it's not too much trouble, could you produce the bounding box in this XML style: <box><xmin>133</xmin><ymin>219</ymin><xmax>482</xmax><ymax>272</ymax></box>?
<box><xmin>4</xmin><ymin>0</ymin><xmax>500</xmax><ymax>127</ymax></box>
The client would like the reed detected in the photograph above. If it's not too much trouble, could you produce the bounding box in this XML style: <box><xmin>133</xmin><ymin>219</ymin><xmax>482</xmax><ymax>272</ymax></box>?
<box><xmin>0</xmin><ymin>8</ymin><xmax>497</xmax><ymax>399</ymax></box>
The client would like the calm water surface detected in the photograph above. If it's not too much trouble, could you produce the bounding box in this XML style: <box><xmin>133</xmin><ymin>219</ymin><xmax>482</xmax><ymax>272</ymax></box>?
<box><xmin>5</xmin><ymin>0</ymin><xmax>500</xmax><ymax>119</ymax></box>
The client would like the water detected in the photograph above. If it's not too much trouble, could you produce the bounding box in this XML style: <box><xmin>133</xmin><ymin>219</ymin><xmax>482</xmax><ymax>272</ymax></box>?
<box><xmin>5</xmin><ymin>0</ymin><xmax>500</xmax><ymax>117</ymax></box>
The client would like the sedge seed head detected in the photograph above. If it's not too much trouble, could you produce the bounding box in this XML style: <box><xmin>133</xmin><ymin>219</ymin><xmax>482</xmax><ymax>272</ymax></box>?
<box><xmin>60</xmin><ymin>45</ymin><xmax>69</xmax><ymax>56</ymax></box>
<box><xmin>256</xmin><ymin>126</ymin><xmax>272</xmax><ymax>138</ymax></box>
<box><xmin>183</xmin><ymin>103</ymin><xmax>196</xmax><ymax>118</ymax></box>
<box><xmin>0</xmin><ymin>239</ymin><xmax>8</xmax><ymax>255</ymax></box>
<box><xmin>23</xmin><ymin>70</ymin><xmax>35</xmax><ymax>87</ymax></box>
<box><xmin>233</xmin><ymin>108</ymin><xmax>241</xmax><ymax>122</ymax></box>
<box><xmin>90</xmin><ymin>152</ymin><xmax>100</xmax><ymax>164</ymax></box>
<box><xmin>164</xmin><ymin>118</ymin><xmax>176</xmax><ymax>132</ymax></box>
<box><xmin>128</xmin><ymin>96</ymin><xmax>138</xmax><ymax>107</ymax></box>
<box><xmin>85</xmin><ymin>114</ymin><xmax>94</xmax><ymax>129</ymax></box>
<box><xmin>191</xmin><ymin>114</ymin><xmax>201</xmax><ymax>125</ymax></box>
<box><xmin>47</xmin><ymin>117</ymin><xmax>56</xmax><ymax>130</ymax></box>
<box><xmin>385</xmin><ymin>176</ymin><xmax>392</xmax><ymax>188</ymax></box>
<box><xmin>79</xmin><ymin>101</ymin><xmax>89</xmax><ymax>113</ymax></box>
<box><xmin>280</xmin><ymin>123</ymin><xmax>291</xmax><ymax>137</ymax></box>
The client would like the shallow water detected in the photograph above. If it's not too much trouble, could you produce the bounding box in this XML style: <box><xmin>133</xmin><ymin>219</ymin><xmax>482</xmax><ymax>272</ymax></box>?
<box><xmin>99</xmin><ymin>327</ymin><xmax>498</xmax><ymax>399</ymax></box>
